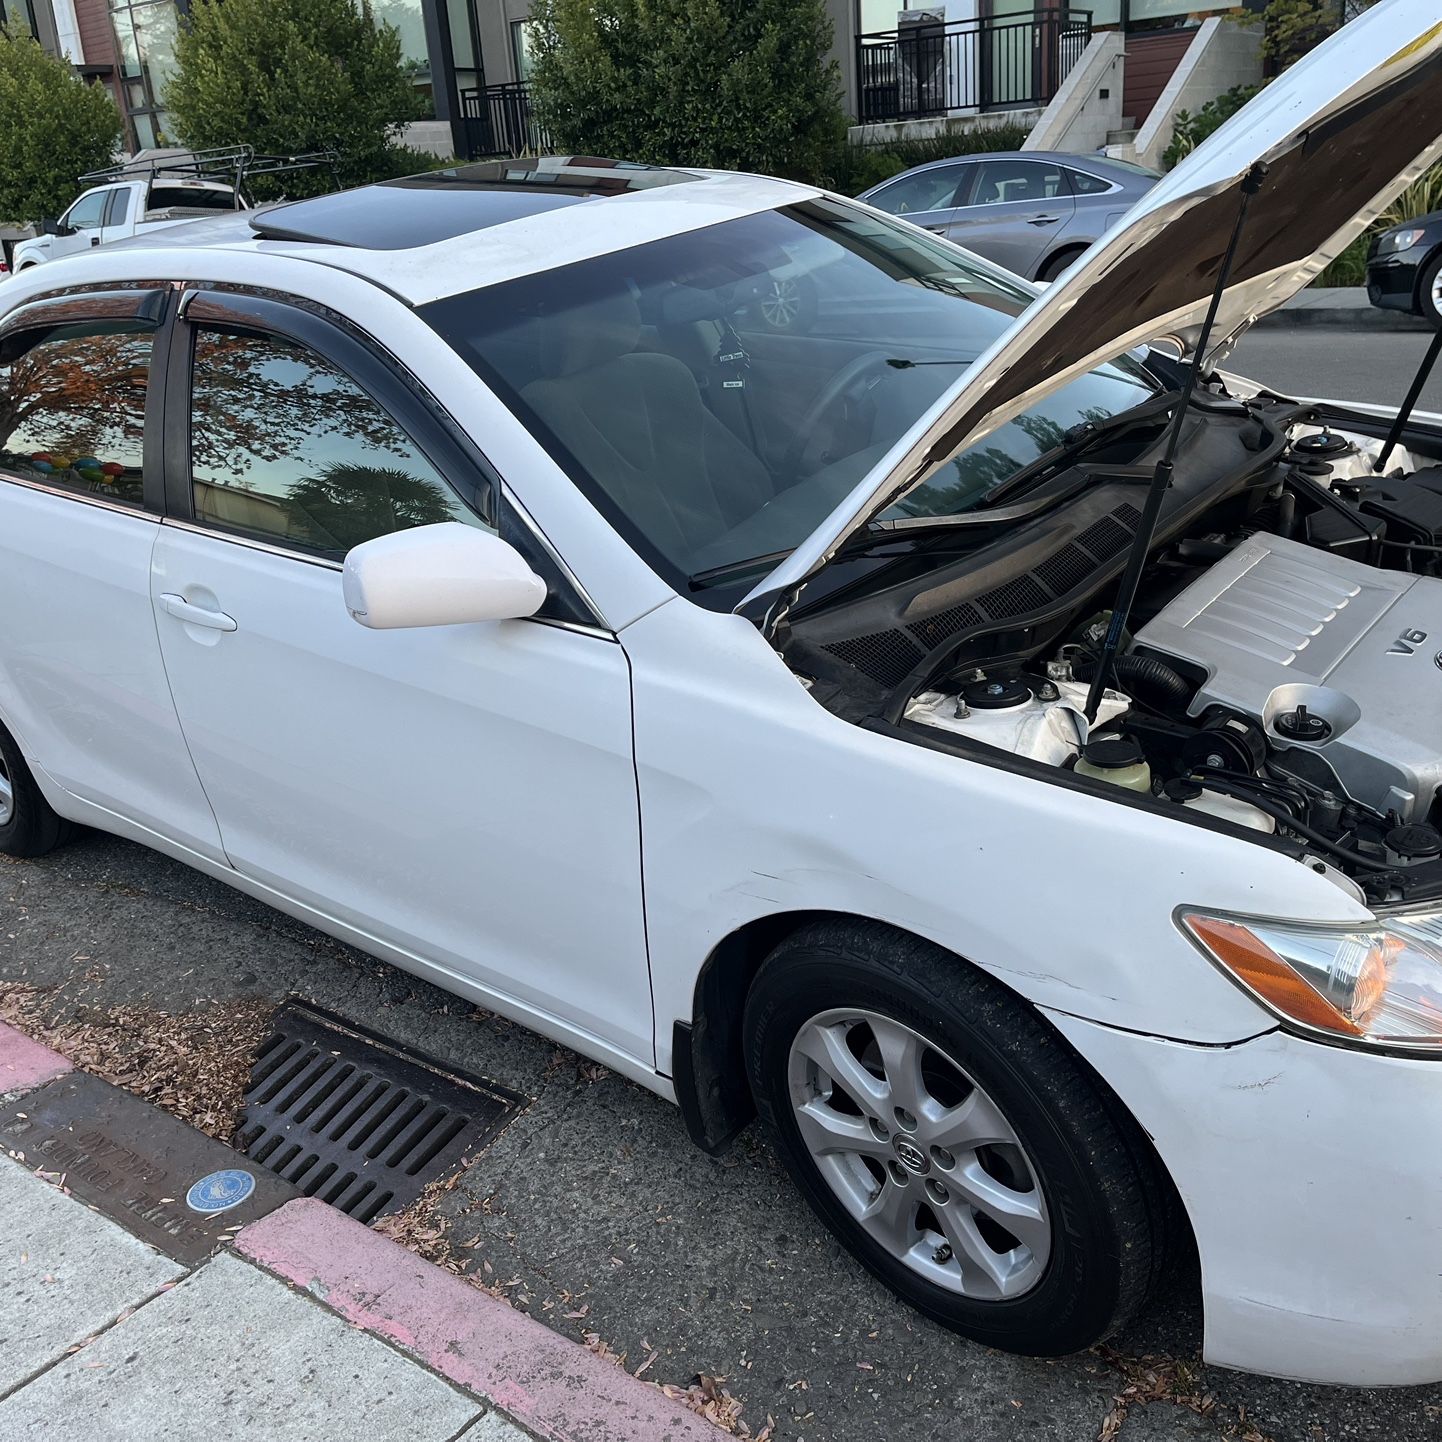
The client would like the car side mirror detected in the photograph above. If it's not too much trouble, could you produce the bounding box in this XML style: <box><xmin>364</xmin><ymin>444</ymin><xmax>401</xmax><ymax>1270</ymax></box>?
<box><xmin>40</xmin><ymin>218</ymin><xmax>68</xmax><ymax>237</ymax></box>
<box><xmin>342</xmin><ymin>522</ymin><xmax>546</xmax><ymax>629</ymax></box>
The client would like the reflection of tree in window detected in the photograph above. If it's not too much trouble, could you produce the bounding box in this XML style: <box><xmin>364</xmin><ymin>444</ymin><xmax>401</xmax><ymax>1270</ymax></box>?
<box><xmin>190</xmin><ymin>329</ymin><xmax>479</xmax><ymax>553</ymax></box>
<box><xmin>0</xmin><ymin>323</ymin><xmax>151</xmax><ymax>506</ymax></box>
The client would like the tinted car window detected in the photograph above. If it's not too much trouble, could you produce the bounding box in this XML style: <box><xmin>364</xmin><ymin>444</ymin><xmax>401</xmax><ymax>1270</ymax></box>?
<box><xmin>105</xmin><ymin>188</ymin><xmax>132</xmax><ymax>225</ymax></box>
<box><xmin>870</xmin><ymin>164</ymin><xmax>969</xmax><ymax>216</ymax></box>
<box><xmin>0</xmin><ymin>320</ymin><xmax>152</xmax><ymax>507</ymax></box>
<box><xmin>970</xmin><ymin>160</ymin><xmax>1067</xmax><ymax>205</ymax></box>
<box><xmin>1066</xmin><ymin>168</ymin><xmax>1113</xmax><ymax>196</ymax></box>
<box><xmin>64</xmin><ymin>190</ymin><xmax>108</xmax><ymax>230</ymax></box>
<box><xmin>189</xmin><ymin>328</ymin><xmax>487</xmax><ymax>556</ymax></box>
<box><xmin>150</xmin><ymin>185</ymin><xmax>238</xmax><ymax>212</ymax></box>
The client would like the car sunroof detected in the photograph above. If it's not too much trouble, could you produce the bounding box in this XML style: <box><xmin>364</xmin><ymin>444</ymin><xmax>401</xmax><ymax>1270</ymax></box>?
<box><xmin>249</xmin><ymin>157</ymin><xmax>702</xmax><ymax>250</ymax></box>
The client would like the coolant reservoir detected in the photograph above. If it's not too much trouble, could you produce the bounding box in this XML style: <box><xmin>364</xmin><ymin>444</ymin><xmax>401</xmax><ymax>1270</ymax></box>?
<box><xmin>1074</xmin><ymin>737</ymin><xmax>1152</xmax><ymax>793</ymax></box>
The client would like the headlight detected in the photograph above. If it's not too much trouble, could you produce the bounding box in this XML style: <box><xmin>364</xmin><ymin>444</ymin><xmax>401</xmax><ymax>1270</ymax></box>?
<box><xmin>1181</xmin><ymin>909</ymin><xmax>1442</xmax><ymax>1051</ymax></box>
<box><xmin>1376</xmin><ymin>227</ymin><xmax>1426</xmax><ymax>255</ymax></box>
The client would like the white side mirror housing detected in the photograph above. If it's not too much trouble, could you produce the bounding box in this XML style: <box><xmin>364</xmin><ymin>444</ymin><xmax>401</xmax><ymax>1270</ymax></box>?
<box><xmin>343</xmin><ymin>522</ymin><xmax>547</xmax><ymax>629</ymax></box>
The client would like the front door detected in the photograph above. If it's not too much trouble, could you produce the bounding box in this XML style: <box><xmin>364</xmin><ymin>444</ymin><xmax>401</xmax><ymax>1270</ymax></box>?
<box><xmin>52</xmin><ymin>188</ymin><xmax>111</xmax><ymax>261</ymax></box>
<box><xmin>150</xmin><ymin>292</ymin><xmax>653</xmax><ymax>1062</ymax></box>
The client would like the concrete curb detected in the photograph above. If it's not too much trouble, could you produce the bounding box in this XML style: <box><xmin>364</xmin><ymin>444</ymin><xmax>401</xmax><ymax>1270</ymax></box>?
<box><xmin>1259</xmin><ymin>287</ymin><xmax>1433</xmax><ymax>333</ymax></box>
<box><xmin>0</xmin><ymin>1019</ymin><xmax>71</xmax><ymax>1096</ymax></box>
<box><xmin>238</xmin><ymin>1199</ymin><xmax>717</xmax><ymax>1442</ymax></box>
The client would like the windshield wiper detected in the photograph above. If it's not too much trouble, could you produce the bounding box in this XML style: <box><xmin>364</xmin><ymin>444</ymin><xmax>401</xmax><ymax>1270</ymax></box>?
<box><xmin>978</xmin><ymin>389</ymin><xmax>1180</xmax><ymax>509</ymax></box>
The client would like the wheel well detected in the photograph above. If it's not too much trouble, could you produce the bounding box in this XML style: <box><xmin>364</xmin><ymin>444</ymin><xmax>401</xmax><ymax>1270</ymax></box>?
<box><xmin>1037</xmin><ymin>244</ymin><xmax>1087</xmax><ymax>281</ymax></box>
<box><xmin>1414</xmin><ymin>244</ymin><xmax>1442</xmax><ymax>311</ymax></box>
<box><xmin>673</xmin><ymin>909</ymin><xmax>853</xmax><ymax>1153</ymax></box>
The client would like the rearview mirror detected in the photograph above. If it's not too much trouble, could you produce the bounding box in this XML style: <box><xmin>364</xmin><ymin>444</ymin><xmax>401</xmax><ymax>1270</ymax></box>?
<box><xmin>343</xmin><ymin>522</ymin><xmax>546</xmax><ymax>630</ymax></box>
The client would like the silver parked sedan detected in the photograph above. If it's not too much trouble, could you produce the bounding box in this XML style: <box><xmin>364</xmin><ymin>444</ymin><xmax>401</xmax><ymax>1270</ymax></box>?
<box><xmin>858</xmin><ymin>150</ymin><xmax>1157</xmax><ymax>282</ymax></box>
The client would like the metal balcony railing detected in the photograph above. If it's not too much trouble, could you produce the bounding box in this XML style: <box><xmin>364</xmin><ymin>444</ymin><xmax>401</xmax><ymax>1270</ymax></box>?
<box><xmin>857</xmin><ymin>11</ymin><xmax>1093</xmax><ymax>124</ymax></box>
<box><xmin>459</xmin><ymin>81</ymin><xmax>549</xmax><ymax>161</ymax></box>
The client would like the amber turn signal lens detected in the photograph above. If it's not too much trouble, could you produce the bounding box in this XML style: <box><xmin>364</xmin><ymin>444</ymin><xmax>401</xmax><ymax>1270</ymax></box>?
<box><xmin>1183</xmin><ymin>916</ymin><xmax>1363</xmax><ymax>1036</ymax></box>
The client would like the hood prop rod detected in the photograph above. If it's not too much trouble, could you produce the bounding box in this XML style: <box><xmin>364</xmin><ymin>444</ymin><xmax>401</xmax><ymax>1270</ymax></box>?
<box><xmin>1083</xmin><ymin>162</ymin><xmax>1268</xmax><ymax>724</ymax></box>
<box><xmin>1374</xmin><ymin>325</ymin><xmax>1442</xmax><ymax>474</ymax></box>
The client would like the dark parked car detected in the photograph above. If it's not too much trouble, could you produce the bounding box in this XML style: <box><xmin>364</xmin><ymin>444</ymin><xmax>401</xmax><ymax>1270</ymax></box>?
<box><xmin>857</xmin><ymin>150</ymin><xmax>1157</xmax><ymax>283</ymax></box>
<box><xmin>1366</xmin><ymin>209</ymin><xmax>1442</xmax><ymax>326</ymax></box>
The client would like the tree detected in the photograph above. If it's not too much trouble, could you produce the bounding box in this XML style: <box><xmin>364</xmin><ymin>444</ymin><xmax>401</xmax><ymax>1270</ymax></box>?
<box><xmin>164</xmin><ymin>0</ymin><xmax>424</xmax><ymax>199</ymax></box>
<box><xmin>0</xmin><ymin>31</ymin><xmax>121</xmax><ymax>224</ymax></box>
<box><xmin>1259</xmin><ymin>0</ymin><xmax>1378</xmax><ymax>70</ymax></box>
<box><xmin>526</xmin><ymin>0</ymin><xmax>847</xmax><ymax>185</ymax></box>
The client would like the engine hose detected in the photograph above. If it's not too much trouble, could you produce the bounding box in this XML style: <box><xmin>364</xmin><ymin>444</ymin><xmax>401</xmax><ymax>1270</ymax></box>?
<box><xmin>1186</xmin><ymin>773</ymin><xmax>1396</xmax><ymax>873</ymax></box>
<box><xmin>1073</xmin><ymin>651</ymin><xmax>1192</xmax><ymax>711</ymax></box>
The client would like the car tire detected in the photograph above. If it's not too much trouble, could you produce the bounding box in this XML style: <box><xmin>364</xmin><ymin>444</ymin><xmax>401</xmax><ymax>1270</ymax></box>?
<box><xmin>1036</xmin><ymin>246</ymin><xmax>1086</xmax><ymax>284</ymax></box>
<box><xmin>0</xmin><ymin>721</ymin><xmax>74</xmax><ymax>857</ymax></box>
<box><xmin>743</xmin><ymin>919</ymin><xmax>1171</xmax><ymax>1356</ymax></box>
<box><xmin>1418</xmin><ymin>251</ymin><xmax>1442</xmax><ymax>328</ymax></box>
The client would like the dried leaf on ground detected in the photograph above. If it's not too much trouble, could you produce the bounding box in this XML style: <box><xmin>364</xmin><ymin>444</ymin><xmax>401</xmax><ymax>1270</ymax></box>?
<box><xmin>0</xmin><ymin>984</ymin><xmax>274</xmax><ymax>1140</ymax></box>
<box><xmin>1093</xmin><ymin>1347</ymin><xmax>1272</xmax><ymax>1442</ymax></box>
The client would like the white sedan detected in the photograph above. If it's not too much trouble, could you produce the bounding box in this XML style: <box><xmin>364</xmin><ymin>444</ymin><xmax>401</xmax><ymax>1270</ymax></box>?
<box><xmin>2</xmin><ymin>6</ymin><xmax>1442</xmax><ymax>1386</ymax></box>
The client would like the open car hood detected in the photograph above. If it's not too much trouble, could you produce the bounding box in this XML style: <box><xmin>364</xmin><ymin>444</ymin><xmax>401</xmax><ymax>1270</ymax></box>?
<box><xmin>743</xmin><ymin>1</ymin><xmax>1442</xmax><ymax>623</ymax></box>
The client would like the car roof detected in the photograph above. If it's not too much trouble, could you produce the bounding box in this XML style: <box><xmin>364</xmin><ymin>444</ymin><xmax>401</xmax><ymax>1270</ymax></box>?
<box><xmin>45</xmin><ymin>157</ymin><xmax>819</xmax><ymax>307</ymax></box>
<box><xmin>868</xmin><ymin>150</ymin><xmax>1151</xmax><ymax>183</ymax></box>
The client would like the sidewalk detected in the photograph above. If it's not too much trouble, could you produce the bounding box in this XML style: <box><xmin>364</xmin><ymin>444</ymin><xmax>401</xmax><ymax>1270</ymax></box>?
<box><xmin>1259</xmin><ymin>285</ymin><xmax>1432</xmax><ymax>331</ymax></box>
<box><xmin>0</xmin><ymin>1021</ymin><xmax>715</xmax><ymax>1442</ymax></box>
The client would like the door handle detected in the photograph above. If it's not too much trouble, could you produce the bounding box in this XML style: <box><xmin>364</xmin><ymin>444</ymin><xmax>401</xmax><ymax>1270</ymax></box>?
<box><xmin>90</xmin><ymin>235</ymin><xmax>101</xmax><ymax>246</ymax></box>
<box><xmin>925</xmin><ymin>224</ymin><xmax>949</xmax><ymax>234</ymax></box>
<box><xmin>1026</xmin><ymin>214</ymin><xmax>1062</xmax><ymax>226</ymax></box>
<box><xmin>160</xmin><ymin>593</ymin><xmax>237</xmax><ymax>631</ymax></box>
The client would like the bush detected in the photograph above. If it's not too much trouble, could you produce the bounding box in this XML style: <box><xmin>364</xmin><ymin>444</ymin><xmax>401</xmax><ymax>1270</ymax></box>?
<box><xmin>0</xmin><ymin>30</ymin><xmax>122</xmax><ymax>224</ymax></box>
<box><xmin>164</xmin><ymin>0</ymin><xmax>424</xmax><ymax>199</ymax></box>
<box><xmin>1161</xmin><ymin>84</ymin><xmax>1259</xmax><ymax>170</ymax></box>
<box><xmin>526</xmin><ymin>0</ymin><xmax>846</xmax><ymax>185</ymax></box>
<box><xmin>827</xmin><ymin>121</ymin><xmax>1032</xmax><ymax>196</ymax></box>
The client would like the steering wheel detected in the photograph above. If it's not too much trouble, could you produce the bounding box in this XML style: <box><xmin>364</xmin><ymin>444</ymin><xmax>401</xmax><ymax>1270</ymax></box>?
<box><xmin>782</xmin><ymin>350</ymin><xmax>896</xmax><ymax>477</ymax></box>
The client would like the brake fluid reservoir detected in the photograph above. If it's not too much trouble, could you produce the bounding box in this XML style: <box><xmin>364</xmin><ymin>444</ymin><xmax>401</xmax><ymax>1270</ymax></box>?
<box><xmin>1074</xmin><ymin>737</ymin><xmax>1152</xmax><ymax>793</ymax></box>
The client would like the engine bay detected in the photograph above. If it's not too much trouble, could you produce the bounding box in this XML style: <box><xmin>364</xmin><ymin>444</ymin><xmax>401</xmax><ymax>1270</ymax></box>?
<box><xmin>783</xmin><ymin>385</ymin><xmax>1442</xmax><ymax>904</ymax></box>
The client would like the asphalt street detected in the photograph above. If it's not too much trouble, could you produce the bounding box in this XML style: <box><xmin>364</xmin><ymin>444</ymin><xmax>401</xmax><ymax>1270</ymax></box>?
<box><xmin>4</xmin><ymin>329</ymin><xmax>1441</xmax><ymax>1442</ymax></box>
<box><xmin>1231</xmin><ymin>328</ymin><xmax>1442</xmax><ymax>412</ymax></box>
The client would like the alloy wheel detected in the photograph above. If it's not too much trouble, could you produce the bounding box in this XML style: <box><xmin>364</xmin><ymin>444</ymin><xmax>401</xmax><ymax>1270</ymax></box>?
<box><xmin>760</xmin><ymin>278</ymin><xmax>803</xmax><ymax>330</ymax></box>
<box><xmin>0</xmin><ymin>754</ymin><xmax>12</xmax><ymax>826</ymax></box>
<box><xmin>787</xmin><ymin>1008</ymin><xmax>1050</xmax><ymax>1300</ymax></box>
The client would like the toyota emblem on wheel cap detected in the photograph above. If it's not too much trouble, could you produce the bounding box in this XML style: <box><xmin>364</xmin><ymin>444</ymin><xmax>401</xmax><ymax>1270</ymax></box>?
<box><xmin>893</xmin><ymin>1137</ymin><xmax>929</xmax><ymax>1173</ymax></box>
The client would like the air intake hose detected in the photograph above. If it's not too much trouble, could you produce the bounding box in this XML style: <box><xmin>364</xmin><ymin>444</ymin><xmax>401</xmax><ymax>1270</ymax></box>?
<box><xmin>1073</xmin><ymin>651</ymin><xmax>1192</xmax><ymax>712</ymax></box>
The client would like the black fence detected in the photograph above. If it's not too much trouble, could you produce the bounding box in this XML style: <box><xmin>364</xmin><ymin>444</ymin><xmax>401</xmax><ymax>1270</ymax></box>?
<box><xmin>459</xmin><ymin>81</ymin><xmax>549</xmax><ymax>160</ymax></box>
<box><xmin>857</xmin><ymin>11</ymin><xmax>1093</xmax><ymax>124</ymax></box>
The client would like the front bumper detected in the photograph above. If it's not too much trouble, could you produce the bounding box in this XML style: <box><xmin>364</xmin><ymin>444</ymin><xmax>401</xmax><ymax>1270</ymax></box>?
<box><xmin>1047</xmin><ymin>1010</ymin><xmax>1442</xmax><ymax>1386</ymax></box>
<box><xmin>1366</xmin><ymin>253</ymin><xmax>1422</xmax><ymax>313</ymax></box>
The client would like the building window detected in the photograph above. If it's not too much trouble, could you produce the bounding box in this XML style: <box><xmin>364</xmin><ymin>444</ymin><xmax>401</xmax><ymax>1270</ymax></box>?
<box><xmin>511</xmin><ymin>19</ymin><xmax>534</xmax><ymax>81</ymax></box>
<box><xmin>109</xmin><ymin>0</ymin><xmax>180</xmax><ymax>148</ymax></box>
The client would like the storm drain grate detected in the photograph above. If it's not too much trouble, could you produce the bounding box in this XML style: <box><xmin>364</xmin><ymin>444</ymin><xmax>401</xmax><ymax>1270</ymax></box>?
<box><xmin>236</xmin><ymin>1002</ymin><xmax>522</xmax><ymax>1222</ymax></box>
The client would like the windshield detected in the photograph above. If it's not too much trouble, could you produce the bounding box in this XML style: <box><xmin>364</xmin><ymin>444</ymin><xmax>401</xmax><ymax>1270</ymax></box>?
<box><xmin>421</xmin><ymin>198</ymin><xmax>1157</xmax><ymax>597</ymax></box>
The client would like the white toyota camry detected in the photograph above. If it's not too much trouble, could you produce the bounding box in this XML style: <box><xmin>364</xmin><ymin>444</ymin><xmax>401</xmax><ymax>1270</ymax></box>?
<box><xmin>2</xmin><ymin>2</ymin><xmax>1440</xmax><ymax>1386</ymax></box>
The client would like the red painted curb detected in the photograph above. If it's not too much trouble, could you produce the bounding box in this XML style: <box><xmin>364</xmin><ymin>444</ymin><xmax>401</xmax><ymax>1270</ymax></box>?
<box><xmin>0</xmin><ymin>1020</ymin><xmax>71</xmax><ymax>1095</ymax></box>
<box><xmin>236</xmin><ymin>1198</ymin><xmax>716</xmax><ymax>1442</ymax></box>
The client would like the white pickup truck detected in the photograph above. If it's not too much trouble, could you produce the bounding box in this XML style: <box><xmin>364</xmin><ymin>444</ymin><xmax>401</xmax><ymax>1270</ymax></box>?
<box><xmin>11</xmin><ymin>171</ymin><xmax>245</xmax><ymax>273</ymax></box>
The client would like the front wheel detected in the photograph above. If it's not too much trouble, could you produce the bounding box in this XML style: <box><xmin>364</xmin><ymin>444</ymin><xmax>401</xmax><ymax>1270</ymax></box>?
<box><xmin>1419</xmin><ymin>251</ymin><xmax>1442</xmax><ymax>328</ymax></box>
<box><xmin>743</xmin><ymin>921</ymin><xmax>1171</xmax><ymax>1356</ymax></box>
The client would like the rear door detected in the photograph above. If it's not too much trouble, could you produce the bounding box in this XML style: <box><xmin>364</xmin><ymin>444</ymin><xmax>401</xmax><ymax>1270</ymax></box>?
<box><xmin>0</xmin><ymin>289</ymin><xmax>225</xmax><ymax>855</ymax></box>
<box><xmin>100</xmin><ymin>186</ymin><xmax>137</xmax><ymax>246</ymax></box>
<box><xmin>941</xmin><ymin>158</ymin><xmax>1076</xmax><ymax>277</ymax></box>
<box><xmin>150</xmin><ymin>290</ymin><xmax>653</xmax><ymax>1060</ymax></box>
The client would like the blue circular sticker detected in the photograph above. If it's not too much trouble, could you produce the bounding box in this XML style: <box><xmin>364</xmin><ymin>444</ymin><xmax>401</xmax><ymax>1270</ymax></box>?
<box><xmin>186</xmin><ymin>1168</ymin><xmax>257</xmax><ymax>1215</ymax></box>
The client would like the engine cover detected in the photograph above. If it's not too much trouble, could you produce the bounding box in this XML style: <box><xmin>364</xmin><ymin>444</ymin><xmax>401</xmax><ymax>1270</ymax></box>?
<box><xmin>1134</xmin><ymin>532</ymin><xmax>1442</xmax><ymax>819</ymax></box>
